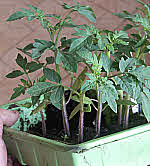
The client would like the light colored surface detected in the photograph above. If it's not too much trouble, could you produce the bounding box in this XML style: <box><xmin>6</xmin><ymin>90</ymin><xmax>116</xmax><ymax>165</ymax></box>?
<box><xmin>0</xmin><ymin>0</ymin><xmax>140</xmax><ymax>105</ymax></box>
<box><xmin>3</xmin><ymin>122</ymin><xmax>150</xmax><ymax>166</ymax></box>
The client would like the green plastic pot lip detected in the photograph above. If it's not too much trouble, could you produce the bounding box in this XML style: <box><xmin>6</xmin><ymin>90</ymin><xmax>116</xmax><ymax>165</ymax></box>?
<box><xmin>80</xmin><ymin>122</ymin><xmax>150</xmax><ymax>149</ymax></box>
<box><xmin>2</xmin><ymin>98</ymin><xmax>150</xmax><ymax>152</ymax></box>
<box><xmin>4</xmin><ymin>122</ymin><xmax>150</xmax><ymax>153</ymax></box>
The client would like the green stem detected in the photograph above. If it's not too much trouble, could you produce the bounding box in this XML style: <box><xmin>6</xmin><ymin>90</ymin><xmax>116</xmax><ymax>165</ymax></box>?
<box><xmin>79</xmin><ymin>93</ymin><xmax>84</xmax><ymax>143</ymax></box>
<box><xmin>106</xmin><ymin>50</ymin><xmax>110</xmax><ymax>77</ymax></box>
<box><xmin>142</xmin><ymin>53</ymin><xmax>145</xmax><ymax>63</ymax></box>
<box><xmin>96</xmin><ymin>84</ymin><xmax>102</xmax><ymax>137</ymax></box>
<box><xmin>55</xmin><ymin>27</ymin><xmax>63</xmax><ymax>46</ymax></box>
<box><xmin>47</xmin><ymin>27</ymin><xmax>59</xmax><ymax>73</ymax></box>
<box><xmin>138</xmin><ymin>104</ymin><xmax>142</xmax><ymax>115</ymax></box>
<box><xmin>62</xmin><ymin>95</ymin><xmax>70</xmax><ymax>137</ymax></box>
<box><xmin>118</xmin><ymin>90</ymin><xmax>123</xmax><ymax>126</ymax></box>
<box><xmin>47</xmin><ymin>28</ymin><xmax>55</xmax><ymax>42</ymax></box>
<box><xmin>97</xmin><ymin>53</ymin><xmax>101</xmax><ymax>61</ymax></box>
<box><xmin>55</xmin><ymin>10</ymin><xmax>72</xmax><ymax>46</ymax></box>
<box><xmin>108</xmin><ymin>72</ymin><xmax>124</xmax><ymax>79</ymax></box>
<box><xmin>47</xmin><ymin>10</ymin><xmax>73</xmax><ymax>139</ymax></box>
<box><xmin>135</xmin><ymin>47</ymin><xmax>141</xmax><ymax>59</ymax></box>
<box><xmin>37</xmin><ymin>100</ymin><xmax>47</xmax><ymax>137</ymax></box>
<box><xmin>56</xmin><ymin>62</ymin><xmax>60</xmax><ymax>75</ymax></box>
<box><xmin>107</xmin><ymin>50</ymin><xmax>110</xmax><ymax>59</ymax></box>
<box><xmin>123</xmin><ymin>93</ymin><xmax>130</xmax><ymax>129</ymax></box>
<box><xmin>40</xmin><ymin>111</ymin><xmax>46</xmax><ymax>137</ymax></box>
<box><xmin>25</xmin><ymin>71</ymin><xmax>32</xmax><ymax>86</ymax></box>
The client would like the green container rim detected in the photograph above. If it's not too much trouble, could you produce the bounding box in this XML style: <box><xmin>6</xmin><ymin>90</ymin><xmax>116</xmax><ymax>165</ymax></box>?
<box><xmin>3</xmin><ymin>122</ymin><xmax>150</xmax><ymax>153</ymax></box>
<box><xmin>2</xmin><ymin>98</ymin><xmax>150</xmax><ymax>153</ymax></box>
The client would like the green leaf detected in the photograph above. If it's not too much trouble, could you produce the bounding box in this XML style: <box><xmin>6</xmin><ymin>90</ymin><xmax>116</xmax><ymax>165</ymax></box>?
<box><xmin>72</xmin><ymin>67</ymin><xmax>88</xmax><ymax>90</ymax></box>
<box><xmin>50</xmin><ymin>86</ymin><xmax>64</xmax><ymax>104</ymax></box>
<box><xmin>10</xmin><ymin>86</ymin><xmax>26</xmax><ymax>100</ymax></box>
<box><xmin>69</xmin><ymin>103</ymin><xmax>80</xmax><ymax>120</ymax></box>
<box><xmin>114</xmin><ymin>30</ymin><xmax>129</xmax><ymax>39</ymax></box>
<box><xmin>129</xmin><ymin>66</ymin><xmax>147</xmax><ymax>82</ymax></box>
<box><xmin>119</xmin><ymin>57</ymin><xmax>136</xmax><ymax>73</ymax></box>
<box><xmin>61</xmin><ymin>37</ymin><xmax>76</xmax><ymax>48</ymax></box>
<box><xmin>40</xmin><ymin>19</ymin><xmax>50</xmax><ymax>29</ymax></box>
<box><xmin>84</xmin><ymin>104</ymin><xmax>91</xmax><ymax>112</ymax></box>
<box><xmin>20</xmin><ymin>79</ymin><xmax>28</xmax><ymax>86</ymax></box>
<box><xmin>97</xmin><ymin>35</ymin><xmax>109</xmax><ymax>50</ymax></box>
<box><xmin>37</xmin><ymin>75</ymin><xmax>46</xmax><ymax>82</ymax></box>
<box><xmin>52</xmin><ymin>101</ymin><xmax>62</xmax><ymax>110</ymax></box>
<box><xmin>101</xmin><ymin>52</ymin><xmax>112</xmax><ymax>75</ymax></box>
<box><xmin>17</xmin><ymin>44</ymin><xmax>33</xmax><ymax>58</ymax></box>
<box><xmin>43</xmin><ymin>68</ymin><xmax>61</xmax><ymax>83</ymax></box>
<box><xmin>119</xmin><ymin>58</ymin><xmax>126</xmax><ymax>73</ymax></box>
<box><xmin>115</xmin><ymin>76</ymin><xmax>142</xmax><ymax>101</ymax></box>
<box><xmin>16</xmin><ymin>102</ymin><xmax>32</xmax><ymax>109</ymax></box>
<box><xmin>72</xmin><ymin>28</ymin><xmax>89</xmax><ymax>37</ymax></box>
<box><xmin>27</xmin><ymin>82</ymin><xmax>55</xmax><ymax>96</ymax></box>
<box><xmin>91</xmin><ymin>54</ymin><xmax>102</xmax><ymax>71</ymax></box>
<box><xmin>16</xmin><ymin>53</ymin><xmax>27</xmax><ymax>70</ymax></box>
<box><xmin>99</xmin><ymin>81</ymin><xmax>118</xmax><ymax>113</ymax></box>
<box><xmin>136</xmin><ymin>0</ymin><xmax>150</xmax><ymax>16</ymax></box>
<box><xmin>71</xmin><ymin>95</ymin><xmax>92</xmax><ymax>104</ymax></box>
<box><xmin>27</xmin><ymin>5</ymin><xmax>38</xmax><ymax>12</ymax></box>
<box><xmin>136</xmin><ymin>0</ymin><xmax>150</xmax><ymax>17</ymax></box>
<box><xmin>62</xmin><ymin>3</ymin><xmax>72</xmax><ymax>10</ymax></box>
<box><xmin>135</xmin><ymin>35</ymin><xmax>145</xmax><ymax>48</ymax></box>
<box><xmin>26</xmin><ymin>61</ymin><xmax>44</xmax><ymax>73</ymax></box>
<box><xmin>61</xmin><ymin>54</ymin><xmax>77</xmax><ymax>73</ymax></box>
<box><xmin>147</xmin><ymin>45</ymin><xmax>150</xmax><ymax>49</ymax></box>
<box><xmin>141</xmin><ymin>87</ymin><xmax>150</xmax><ymax>122</ymax></box>
<box><xmin>76</xmin><ymin>5</ymin><xmax>96</xmax><ymax>23</ymax></box>
<box><xmin>56</xmin><ymin>50</ymin><xmax>62</xmax><ymax>64</ymax></box>
<box><xmin>136</xmin><ymin>0</ymin><xmax>146</xmax><ymax>6</ymax></box>
<box><xmin>30</xmin><ymin>100</ymin><xmax>49</xmax><ymax>115</ymax></box>
<box><xmin>112</xmin><ymin>11</ymin><xmax>133</xmax><ymax>21</ymax></box>
<box><xmin>81</xmin><ymin>79</ymin><xmax>96</xmax><ymax>91</ymax></box>
<box><xmin>145</xmin><ymin>80</ymin><xmax>150</xmax><ymax>89</ymax></box>
<box><xmin>86</xmin><ymin>52</ymin><xmax>96</xmax><ymax>65</ymax></box>
<box><xmin>23</xmin><ymin>43</ymin><xmax>34</xmax><ymax>51</ymax></box>
<box><xmin>7</xmin><ymin>11</ymin><xmax>28</xmax><ymax>21</ymax></box>
<box><xmin>6</xmin><ymin>70</ymin><xmax>24</xmax><ymax>78</ymax></box>
<box><xmin>32</xmin><ymin>40</ymin><xmax>53</xmax><ymax>59</ymax></box>
<box><xmin>28</xmin><ymin>16</ymin><xmax>36</xmax><ymax>21</ymax></box>
<box><xmin>133</xmin><ymin>14</ymin><xmax>150</xmax><ymax>30</ymax></box>
<box><xmin>117</xmin><ymin>99</ymin><xmax>137</xmax><ymax>105</ymax></box>
<box><xmin>63</xmin><ymin>22</ymin><xmax>77</xmax><ymax>28</ymax></box>
<box><xmin>76</xmin><ymin>47</ymin><xmax>91</xmax><ymax>60</ymax></box>
<box><xmin>46</xmin><ymin>56</ymin><xmax>55</xmax><ymax>64</ymax></box>
<box><xmin>21</xmin><ymin>8</ymin><xmax>35</xmax><ymax>16</ymax></box>
<box><xmin>116</xmin><ymin>39</ymin><xmax>129</xmax><ymax>45</ymax></box>
<box><xmin>32</xmin><ymin>48</ymin><xmax>41</xmax><ymax>59</ymax></box>
<box><xmin>123</xmin><ymin>24</ymin><xmax>133</xmax><ymax>31</ymax></box>
<box><xmin>106</xmin><ymin>43</ymin><xmax>114</xmax><ymax>53</ymax></box>
<box><xmin>69</xmin><ymin>37</ymin><xmax>88</xmax><ymax>52</ymax></box>
<box><xmin>131</xmin><ymin>33</ymin><xmax>141</xmax><ymax>40</ymax></box>
<box><xmin>31</xmin><ymin>96</ymin><xmax>40</xmax><ymax>106</ymax></box>
<box><xmin>45</xmin><ymin>14</ymin><xmax>61</xmax><ymax>20</ymax></box>
<box><xmin>33</xmin><ymin>41</ymin><xmax>47</xmax><ymax>49</ymax></box>
<box><xmin>142</xmin><ymin>66</ymin><xmax>150</xmax><ymax>80</ymax></box>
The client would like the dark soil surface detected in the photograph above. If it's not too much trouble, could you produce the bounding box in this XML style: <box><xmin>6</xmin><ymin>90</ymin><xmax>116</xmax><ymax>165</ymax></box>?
<box><xmin>28</xmin><ymin>110</ymin><xmax>147</xmax><ymax>145</ymax></box>
<box><xmin>26</xmin><ymin>91</ymin><xmax>147</xmax><ymax>144</ymax></box>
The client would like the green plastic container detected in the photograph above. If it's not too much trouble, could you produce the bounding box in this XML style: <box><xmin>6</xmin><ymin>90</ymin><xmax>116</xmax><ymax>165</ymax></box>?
<box><xmin>2</xmin><ymin>100</ymin><xmax>150</xmax><ymax>166</ymax></box>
